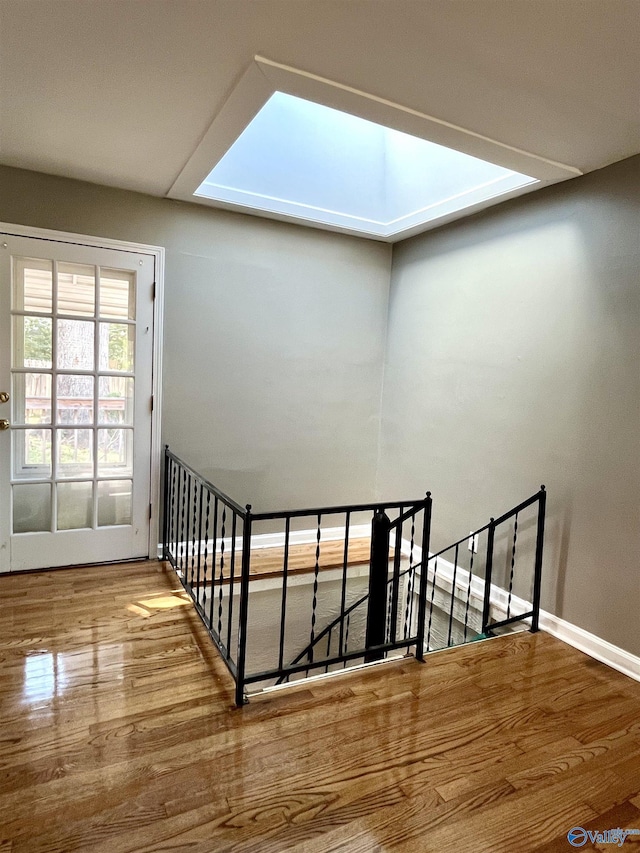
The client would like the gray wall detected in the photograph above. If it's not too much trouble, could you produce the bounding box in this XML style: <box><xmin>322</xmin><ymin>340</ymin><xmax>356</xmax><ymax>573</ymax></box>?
<box><xmin>378</xmin><ymin>156</ymin><xmax>640</xmax><ymax>656</ymax></box>
<box><xmin>0</xmin><ymin>166</ymin><xmax>391</xmax><ymax>511</ymax></box>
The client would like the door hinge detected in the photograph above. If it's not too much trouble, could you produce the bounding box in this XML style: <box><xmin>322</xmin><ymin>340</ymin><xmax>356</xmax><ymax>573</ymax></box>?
<box><xmin>149</xmin><ymin>503</ymin><xmax>153</xmax><ymax>520</ymax></box>
<box><xmin>152</xmin><ymin>281</ymin><xmax>156</xmax><ymax>300</ymax></box>
<box><xmin>150</xmin><ymin>394</ymin><xmax>154</xmax><ymax>412</ymax></box>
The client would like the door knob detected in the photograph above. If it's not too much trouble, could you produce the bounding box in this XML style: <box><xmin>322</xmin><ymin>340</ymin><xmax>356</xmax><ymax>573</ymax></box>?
<box><xmin>0</xmin><ymin>419</ymin><xmax>10</xmax><ymax>430</ymax></box>
<box><xmin>0</xmin><ymin>392</ymin><xmax>8</xmax><ymax>404</ymax></box>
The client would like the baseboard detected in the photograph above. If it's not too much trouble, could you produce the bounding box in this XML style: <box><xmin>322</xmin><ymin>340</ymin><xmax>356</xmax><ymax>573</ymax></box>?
<box><xmin>536</xmin><ymin>611</ymin><xmax>640</xmax><ymax>682</ymax></box>
<box><xmin>401</xmin><ymin>539</ymin><xmax>640</xmax><ymax>684</ymax></box>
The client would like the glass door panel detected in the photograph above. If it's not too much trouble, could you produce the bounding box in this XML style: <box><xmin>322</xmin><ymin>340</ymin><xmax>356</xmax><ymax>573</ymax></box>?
<box><xmin>0</xmin><ymin>233</ymin><xmax>155</xmax><ymax>572</ymax></box>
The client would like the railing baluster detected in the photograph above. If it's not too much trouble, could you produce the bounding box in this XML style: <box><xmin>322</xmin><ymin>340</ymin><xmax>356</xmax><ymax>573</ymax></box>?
<box><xmin>235</xmin><ymin>505</ymin><xmax>252</xmax><ymax>707</ymax></box>
<box><xmin>277</xmin><ymin>517</ymin><xmax>291</xmax><ymax>673</ymax></box>
<box><xmin>208</xmin><ymin>497</ymin><xmax>218</xmax><ymax>630</ymax></box>
<box><xmin>325</xmin><ymin>626</ymin><xmax>332</xmax><ymax>672</ymax></box>
<box><xmin>463</xmin><ymin>539</ymin><xmax>475</xmax><ymax>641</ymax></box>
<box><xmin>385</xmin><ymin>578</ymin><xmax>393</xmax><ymax>644</ymax></box>
<box><xmin>403</xmin><ymin>512</ymin><xmax>416</xmax><ymax>641</ymax></box>
<box><xmin>404</xmin><ymin>566</ymin><xmax>414</xmax><ymax>642</ymax></box>
<box><xmin>190</xmin><ymin>475</ymin><xmax>198</xmax><ymax>587</ymax></box>
<box><xmin>447</xmin><ymin>544</ymin><xmax>459</xmax><ymax>646</ymax></box>
<box><xmin>338</xmin><ymin>511</ymin><xmax>350</xmax><ymax>657</ymax></box>
<box><xmin>202</xmin><ymin>490</ymin><xmax>211</xmax><ymax>621</ymax></box>
<box><xmin>186</xmin><ymin>474</ymin><xmax>192</xmax><ymax>579</ymax></box>
<box><xmin>389</xmin><ymin>508</ymin><xmax>403</xmax><ymax>644</ymax></box>
<box><xmin>178</xmin><ymin>468</ymin><xmax>187</xmax><ymax>572</ymax></box>
<box><xmin>227</xmin><ymin>512</ymin><xmax>237</xmax><ymax>654</ymax></box>
<box><xmin>481</xmin><ymin>519</ymin><xmax>496</xmax><ymax>635</ymax></box>
<box><xmin>171</xmin><ymin>459</ymin><xmax>178</xmax><ymax>565</ymax></box>
<box><xmin>343</xmin><ymin>612</ymin><xmax>350</xmax><ymax>667</ymax></box>
<box><xmin>506</xmin><ymin>512</ymin><xmax>518</xmax><ymax>619</ymax></box>
<box><xmin>218</xmin><ymin>506</ymin><xmax>226</xmax><ymax>641</ymax></box>
<box><xmin>195</xmin><ymin>484</ymin><xmax>203</xmax><ymax>596</ymax></box>
<box><xmin>426</xmin><ymin>555</ymin><xmax>438</xmax><ymax>652</ymax></box>
<box><xmin>162</xmin><ymin>444</ymin><xmax>171</xmax><ymax>561</ymax></box>
<box><xmin>307</xmin><ymin>513</ymin><xmax>322</xmax><ymax>666</ymax></box>
<box><xmin>415</xmin><ymin>495</ymin><xmax>432</xmax><ymax>660</ymax></box>
<box><xmin>531</xmin><ymin>487</ymin><xmax>546</xmax><ymax>633</ymax></box>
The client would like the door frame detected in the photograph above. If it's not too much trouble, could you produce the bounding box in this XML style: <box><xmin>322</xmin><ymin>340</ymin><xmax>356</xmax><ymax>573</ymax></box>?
<box><xmin>0</xmin><ymin>222</ymin><xmax>165</xmax><ymax>562</ymax></box>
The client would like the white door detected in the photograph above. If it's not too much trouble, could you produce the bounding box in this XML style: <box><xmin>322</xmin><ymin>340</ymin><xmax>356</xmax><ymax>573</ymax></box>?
<box><xmin>0</xmin><ymin>234</ymin><xmax>155</xmax><ymax>572</ymax></box>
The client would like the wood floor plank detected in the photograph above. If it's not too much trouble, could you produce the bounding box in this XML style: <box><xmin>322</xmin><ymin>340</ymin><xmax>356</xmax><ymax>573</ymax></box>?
<box><xmin>191</xmin><ymin>538</ymin><xmax>378</xmax><ymax>583</ymax></box>
<box><xmin>1</xmin><ymin>560</ymin><xmax>639</xmax><ymax>852</ymax></box>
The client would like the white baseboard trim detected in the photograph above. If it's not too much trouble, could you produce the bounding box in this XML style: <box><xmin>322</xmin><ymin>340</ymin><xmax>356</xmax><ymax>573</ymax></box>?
<box><xmin>407</xmin><ymin>541</ymin><xmax>640</xmax><ymax>683</ymax></box>
<box><xmin>536</xmin><ymin>611</ymin><xmax>640</xmax><ymax>683</ymax></box>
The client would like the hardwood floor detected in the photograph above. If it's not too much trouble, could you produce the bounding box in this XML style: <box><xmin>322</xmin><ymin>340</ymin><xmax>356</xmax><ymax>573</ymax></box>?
<box><xmin>0</xmin><ymin>560</ymin><xmax>638</xmax><ymax>852</ymax></box>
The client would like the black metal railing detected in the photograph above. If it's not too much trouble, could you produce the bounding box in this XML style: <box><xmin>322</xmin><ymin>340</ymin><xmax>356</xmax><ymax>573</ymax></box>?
<box><xmin>163</xmin><ymin>447</ymin><xmax>545</xmax><ymax>705</ymax></box>
<box><xmin>281</xmin><ymin>486</ymin><xmax>546</xmax><ymax>672</ymax></box>
<box><xmin>422</xmin><ymin>486</ymin><xmax>546</xmax><ymax>653</ymax></box>
<box><xmin>163</xmin><ymin>448</ymin><xmax>251</xmax><ymax>696</ymax></box>
<box><xmin>276</xmin><ymin>563</ymin><xmax>417</xmax><ymax>684</ymax></box>
<box><xmin>163</xmin><ymin>447</ymin><xmax>431</xmax><ymax>705</ymax></box>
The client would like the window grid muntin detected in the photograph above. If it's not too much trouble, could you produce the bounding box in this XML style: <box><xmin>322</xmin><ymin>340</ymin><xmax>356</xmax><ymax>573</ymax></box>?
<box><xmin>10</xmin><ymin>256</ymin><xmax>137</xmax><ymax>534</ymax></box>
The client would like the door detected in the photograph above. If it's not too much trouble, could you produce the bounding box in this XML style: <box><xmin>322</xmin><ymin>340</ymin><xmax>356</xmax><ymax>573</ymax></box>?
<box><xmin>0</xmin><ymin>233</ymin><xmax>155</xmax><ymax>572</ymax></box>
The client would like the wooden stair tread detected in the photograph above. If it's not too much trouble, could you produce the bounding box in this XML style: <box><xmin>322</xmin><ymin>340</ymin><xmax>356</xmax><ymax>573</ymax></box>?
<box><xmin>191</xmin><ymin>538</ymin><xmax>388</xmax><ymax>582</ymax></box>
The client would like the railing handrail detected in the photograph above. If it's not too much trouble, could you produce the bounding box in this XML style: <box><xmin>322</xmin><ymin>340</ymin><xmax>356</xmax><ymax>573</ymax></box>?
<box><xmin>165</xmin><ymin>448</ymin><xmax>248</xmax><ymax>517</ymax></box>
<box><xmin>251</xmin><ymin>497</ymin><xmax>429</xmax><ymax>522</ymax></box>
<box><xmin>427</xmin><ymin>487</ymin><xmax>545</xmax><ymax>563</ymax></box>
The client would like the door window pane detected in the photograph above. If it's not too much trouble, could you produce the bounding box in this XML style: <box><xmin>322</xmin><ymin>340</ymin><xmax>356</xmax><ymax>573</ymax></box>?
<box><xmin>9</xmin><ymin>250</ymin><xmax>145</xmax><ymax>552</ymax></box>
<box><xmin>98</xmin><ymin>376</ymin><xmax>133</xmax><ymax>425</ymax></box>
<box><xmin>57</xmin><ymin>263</ymin><xmax>95</xmax><ymax>316</ymax></box>
<box><xmin>13</xmin><ymin>257</ymin><xmax>53</xmax><ymax>313</ymax></box>
<box><xmin>99</xmin><ymin>323</ymin><xmax>134</xmax><ymax>372</ymax></box>
<box><xmin>99</xmin><ymin>269</ymin><xmax>135</xmax><ymax>320</ymax></box>
<box><xmin>57</xmin><ymin>481</ymin><xmax>93</xmax><ymax>530</ymax></box>
<box><xmin>57</xmin><ymin>319</ymin><xmax>95</xmax><ymax>370</ymax></box>
<box><xmin>13</xmin><ymin>483</ymin><xmax>52</xmax><ymax>533</ymax></box>
<box><xmin>12</xmin><ymin>373</ymin><xmax>52</xmax><ymax>424</ymax></box>
<box><xmin>56</xmin><ymin>429</ymin><xmax>93</xmax><ymax>478</ymax></box>
<box><xmin>14</xmin><ymin>316</ymin><xmax>52</xmax><ymax>368</ymax></box>
<box><xmin>12</xmin><ymin>429</ymin><xmax>52</xmax><ymax>478</ymax></box>
<box><xmin>97</xmin><ymin>479</ymin><xmax>132</xmax><ymax>526</ymax></box>
<box><xmin>57</xmin><ymin>375</ymin><xmax>94</xmax><ymax>425</ymax></box>
<box><xmin>97</xmin><ymin>428</ymin><xmax>133</xmax><ymax>477</ymax></box>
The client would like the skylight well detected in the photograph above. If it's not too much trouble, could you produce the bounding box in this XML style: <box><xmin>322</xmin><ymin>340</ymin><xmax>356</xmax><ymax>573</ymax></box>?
<box><xmin>168</xmin><ymin>57</ymin><xmax>581</xmax><ymax>241</ymax></box>
<box><xmin>195</xmin><ymin>92</ymin><xmax>538</xmax><ymax>240</ymax></box>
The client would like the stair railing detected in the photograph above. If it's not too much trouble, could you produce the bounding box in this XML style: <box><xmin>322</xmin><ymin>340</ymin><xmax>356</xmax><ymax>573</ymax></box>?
<box><xmin>163</xmin><ymin>446</ymin><xmax>431</xmax><ymax>705</ymax></box>
<box><xmin>163</xmin><ymin>448</ymin><xmax>545</xmax><ymax>705</ymax></box>
<box><xmin>237</xmin><ymin>493</ymin><xmax>432</xmax><ymax>698</ymax></box>
<box><xmin>283</xmin><ymin>487</ymin><xmax>547</xmax><ymax>672</ymax></box>
<box><xmin>276</xmin><ymin>563</ymin><xmax>418</xmax><ymax>684</ymax></box>
<box><xmin>163</xmin><ymin>447</ymin><xmax>251</xmax><ymax>703</ymax></box>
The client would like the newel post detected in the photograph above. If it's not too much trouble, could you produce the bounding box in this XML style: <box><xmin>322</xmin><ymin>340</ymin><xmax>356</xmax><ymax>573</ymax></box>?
<box><xmin>235</xmin><ymin>504</ymin><xmax>252</xmax><ymax>707</ymax></box>
<box><xmin>365</xmin><ymin>509</ymin><xmax>391</xmax><ymax>662</ymax></box>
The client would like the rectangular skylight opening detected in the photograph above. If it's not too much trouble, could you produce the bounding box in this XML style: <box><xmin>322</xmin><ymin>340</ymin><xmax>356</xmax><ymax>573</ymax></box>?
<box><xmin>194</xmin><ymin>91</ymin><xmax>538</xmax><ymax>239</ymax></box>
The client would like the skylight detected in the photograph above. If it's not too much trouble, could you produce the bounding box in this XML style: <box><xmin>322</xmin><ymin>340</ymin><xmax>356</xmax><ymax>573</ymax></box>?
<box><xmin>194</xmin><ymin>92</ymin><xmax>538</xmax><ymax>240</ymax></box>
<box><xmin>168</xmin><ymin>57</ymin><xmax>580</xmax><ymax>241</ymax></box>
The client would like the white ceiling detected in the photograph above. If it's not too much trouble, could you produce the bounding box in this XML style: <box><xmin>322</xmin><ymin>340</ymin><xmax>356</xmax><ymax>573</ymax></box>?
<box><xmin>0</xmin><ymin>0</ymin><xmax>638</xmax><ymax>210</ymax></box>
